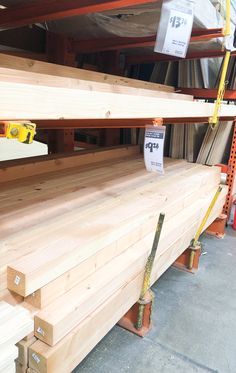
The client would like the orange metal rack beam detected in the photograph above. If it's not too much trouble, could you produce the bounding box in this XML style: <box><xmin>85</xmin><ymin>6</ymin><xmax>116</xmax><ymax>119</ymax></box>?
<box><xmin>35</xmin><ymin>117</ymin><xmax>235</xmax><ymax>129</ymax></box>
<box><xmin>72</xmin><ymin>28</ymin><xmax>224</xmax><ymax>53</ymax></box>
<box><xmin>127</xmin><ymin>49</ymin><xmax>236</xmax><ymax>64</ymax></box>
<box><xmin>0</xmin><ymin>0</ymin><xmax>159</xmax><ymax>29</ymax></box>
<box><xmin>224</xmin><ymin>120</ymin><xmax>236</xmax><ymax>217</ymax></box>
<box><xmin>179</xmin><ymin>88</ymin><xmax>236</xmax><ymax>100</ymax></box>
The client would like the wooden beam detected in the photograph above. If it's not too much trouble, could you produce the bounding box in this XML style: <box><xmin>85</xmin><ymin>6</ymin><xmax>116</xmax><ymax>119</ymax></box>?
<box><xmin>0</xmin><ymin>146</ymin><xmax>140</xmax><ymax>184</ymax></box>
<box><xmin>0</xmin><ymin>53</ymin><xmax>174</xmax><ymax>93</ymax></box>
<box><xmin>0</xmin><ymin>0</ymin><xmax>158</xmax><ymax>29</ymax></box>
<box><xmin>1</xmin><ymin>78</ymin><xmax>236</xmax><ymax>121</ymax></box>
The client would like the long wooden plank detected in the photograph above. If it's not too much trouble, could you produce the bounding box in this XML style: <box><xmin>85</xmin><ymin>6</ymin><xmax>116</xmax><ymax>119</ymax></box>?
<box><xmin>0</xmin><ymin>302</ymin><xmax>33</xmax><ymax>347</ymax></box>
<box><xmin>7</xmin><ymin>163</ymin><xmax>219</xmax><ymax>297</ymax></box>
<box><xmin>0</xmin><ymin>146</ymin><xmax>140</xmax><ymax>184</ymax></box>
<box><xmin>28</xmin><ymin>189</ymin><xmax>226</xmax><ymax>373</ymax></box>
<box><xmin>0</xmin><ymin>54</ymin><xmax>173</xmax><ymax>93</ymax></box>
<box><xmin>1</xmin><ymin>80</ymin><xmax>236</xmax><ymax>120</ymax></box>
<box><xmin>0</xmin><ymin>67</ymin><xmax>192</xmax><ymax>102</ymax></box>
<box><xmin>0</xmin><ymin>159</ymin><xmax>189</xmax><ymax>249</ymax></box>
<box><xmin>0</xmin><ymin>159</ymin><xmax>194</xmax><ymax>243</ymax></box>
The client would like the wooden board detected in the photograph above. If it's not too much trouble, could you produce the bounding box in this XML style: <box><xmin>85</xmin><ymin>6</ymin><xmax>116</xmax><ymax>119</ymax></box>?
<box><xmin>1</xmin><ymin>79</ymin><xmax>236</xmax><ymax>120</ymax></box>
<box><xmin>17</xmin><ymin>337</ymin><xmax>37</xmax><ymax>367</ymax></box>
<box><xmin>0</xmin><ymin>301</ymin><xmax>33</xmax><ymax>347</ymax></box>
<box><xmin>0</xmin><ymin>67</ymin><xmax>192</xmax><ymax>102</ymax></box>
<box><xmin>0</xmin><ymin>145</ymin><xmax>140</xmax><ymax>184</ymax></box>
<box><xmin>0</xmin><ymin>54</ymin><xmax>174</xmax><ymax>93</ymax></box>
<box><xmin>0</xmin><ymin>345</ymin><xmax>18</xmax><ymax>372</ymax></box>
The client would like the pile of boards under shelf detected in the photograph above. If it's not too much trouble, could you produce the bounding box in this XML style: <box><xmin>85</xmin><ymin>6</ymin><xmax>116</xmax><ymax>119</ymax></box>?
<box><xmin>0</xmin><ymin>301</ymin><xmax>33</xmax><ymax>373</ymax></box>
<box><xmin>0</xmin><ymin>146</ymin><xmax>227</xmax><ymax>373</ymax></box>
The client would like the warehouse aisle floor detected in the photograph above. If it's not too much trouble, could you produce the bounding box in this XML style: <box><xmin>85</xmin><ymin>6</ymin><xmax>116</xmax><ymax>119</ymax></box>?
<box><xmin>75</xmin><ymin>228</ymin><xmax>236</xmax><ymax>373</ymax></box>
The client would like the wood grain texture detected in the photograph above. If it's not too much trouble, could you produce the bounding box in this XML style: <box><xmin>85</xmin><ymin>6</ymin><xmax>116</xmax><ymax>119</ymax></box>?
<box><xmin>28</xmin><ymin>187</ymin><xmax>226</xmax><ymax>372</ymax></box>
<box><xmin>6</xmin><ymin>160</ymin><xmax>219</xmax><ymax>297</ymax></box>
<box><xmin>1</xmin><ymin>80</ymin><xmax>236</xmax><ymax>121</ymax></box>
<box><xmin>0</xmin><ymin>54</ymin><xmax>173</xmax><ymax>93</ymax></box>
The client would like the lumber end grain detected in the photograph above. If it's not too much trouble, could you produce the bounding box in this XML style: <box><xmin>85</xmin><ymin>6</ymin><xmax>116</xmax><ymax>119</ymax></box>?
<box><xmin>7</xmin><ymin>267</ymin><xmax>26</xmax><ymax>297</ymax></box>
<box><xmin>34</xmin><ymin>316</ymin><xmax>54</xmax><ymax>346</ymax></box>
<box><xmin>25</xmin><ymin>291</ymin><xmax>42</xmax><ymax>309</ymax></box>
<box><xmin>29</xmin><ymin>343</ymin><xmax>48</xmax><ymax>373</ymax></box>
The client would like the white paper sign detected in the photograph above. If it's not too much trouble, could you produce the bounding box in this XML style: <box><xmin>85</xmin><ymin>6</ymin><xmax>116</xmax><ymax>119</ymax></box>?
<box><xmin>144</xmin><ymin>126</ymin><xmax>166</xmax><ymax>174</ymax></box>
<box><xmin>225</xmin><ymin>23</ymin><xmax>236</xmax><ymax>51</ymax></box>
<box><xmin>154</xmin><ymin>0</ymin><xmax>194</xmax><ymax>58</ymax></box>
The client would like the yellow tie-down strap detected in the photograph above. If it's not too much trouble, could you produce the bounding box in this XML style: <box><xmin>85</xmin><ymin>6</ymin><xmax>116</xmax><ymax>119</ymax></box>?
<box><xmin>209</xmin><ymin>0</ymin><xmax>232</xmax><ymax>129</ymax></box>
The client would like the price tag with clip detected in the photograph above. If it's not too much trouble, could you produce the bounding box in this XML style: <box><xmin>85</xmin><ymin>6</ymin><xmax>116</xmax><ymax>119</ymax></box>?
<box><xmin>144</xmin><ymin>125</ymin><xmax>166</xmax><ymax>174</ymax></box>
<box><xmin>154</xmin><ymin>0</ymin><xmax>195</xmax><ymax>58</ymax></box>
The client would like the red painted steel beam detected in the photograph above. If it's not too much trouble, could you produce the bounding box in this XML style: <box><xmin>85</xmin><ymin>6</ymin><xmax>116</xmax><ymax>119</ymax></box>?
<box><xmin>0</xmin><ymin>0</ymin><xmax>159</xmax><ymax>29</ymax></box>
<box><xmin>72</xmin><ymin>28</ymin><xmax>224</xmax><ymax>53</ymax></box>
<box><xmin>179</xmin><ymin>88</ymin><xmax>236</xmax><ymax>100</ymax></box>
<box><xmin>126</xmin><ymin>49</ymin><xmax>236</xmax><ymax>64</ymax></box>
<box><xmin>35</xmin><ymin>117</ymin><xmax>236</xmax><ymax>129</ymax></box>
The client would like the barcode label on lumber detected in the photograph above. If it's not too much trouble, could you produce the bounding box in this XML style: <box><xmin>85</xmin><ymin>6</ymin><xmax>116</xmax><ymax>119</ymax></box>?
<box><xmin>14</xmin><ymin>275</ymin><xmax>21</xmax><ymax>285</ymax></box>
<box><xmin>36</xmin><ymin>327</ymin><xmax>45</xmax><ymax>336</ymax></box>
<box><xmin>32</xmin><ymin>353</ymin><xmax>40</xmax><ymax>364</ymax></box>
<box><xmin>144</xmin><ymin>126</ymin><xmax>166</xmax><ymax>174</ymax></box>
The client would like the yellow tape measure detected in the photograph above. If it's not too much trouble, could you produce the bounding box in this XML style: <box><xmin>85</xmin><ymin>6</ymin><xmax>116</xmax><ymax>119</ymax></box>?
<box><xmin>0</xmin><ymin>122</ymin><xmax>36</xmax><ymax>144</ymax></box>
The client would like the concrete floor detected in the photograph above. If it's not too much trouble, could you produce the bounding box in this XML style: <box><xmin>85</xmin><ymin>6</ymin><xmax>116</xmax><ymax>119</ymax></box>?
<box><xmin>75</xmin><ymin>228</ymin><xmax>236</xmax><ymax>373</ymax></box>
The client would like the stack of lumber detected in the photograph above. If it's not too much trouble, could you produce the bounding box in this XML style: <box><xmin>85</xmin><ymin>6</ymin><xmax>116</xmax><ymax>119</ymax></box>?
<box><xmin>169</xmin><ymin>123</ymin><xmax>206</xmax><ymax>162</ymax></box>
<box><xmin>197</xmin><ymin>121</ymin><xmax>233</xmax><ymax>165</ymax></box>
<box><xmin>15</xmin><ymin>334</ymin><xmax>36</xmax><ymax>373</ymax></box>
<box><xmin>0</xmin><ymin>54</ymin><xmax>236</xmax><ymax>121</ymax></box>
<box><xmin>0</xmin><ymin>301</ymin><xmax>33</xmax><ymax>373</ymax></box>
<box><xmin>0</xmin><ymin>146</ymin><xmax>227</xmax><ymax>373</ymax></box>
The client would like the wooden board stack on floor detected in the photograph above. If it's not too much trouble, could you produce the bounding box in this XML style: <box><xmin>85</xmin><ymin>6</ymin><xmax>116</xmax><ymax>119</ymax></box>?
<box><xmin>0</xmin><ymin>301</ymin><xmax>33</xmax><ymax>373</ymax></box>
<box><xmin>0</xmin><ymin>146</ymin><xmax>227</xmax><ymax>373</ymax></box>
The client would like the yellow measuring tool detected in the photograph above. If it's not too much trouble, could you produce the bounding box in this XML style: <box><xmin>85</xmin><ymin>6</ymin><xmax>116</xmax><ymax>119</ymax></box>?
<box><xmin>0</xmin><ymin>122</ymin><xmax>36</xmax><ymax>144</ymax></box>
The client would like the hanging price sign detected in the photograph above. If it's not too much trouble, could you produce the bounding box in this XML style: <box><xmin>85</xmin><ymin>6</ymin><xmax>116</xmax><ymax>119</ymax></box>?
<box><xmin>144</xmin><ymin>126</ymin><xmax>166</xmax><ymax>174</ymax></box>
<box><xmin>154</xmin><ymin>0</ymin><xmax>195</xmax><ymax>58</ymax></box>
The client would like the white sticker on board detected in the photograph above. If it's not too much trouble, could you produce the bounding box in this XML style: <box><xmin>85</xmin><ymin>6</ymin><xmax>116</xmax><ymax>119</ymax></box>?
<box><xmin>144</xmin><ymin>126</ymin><xmax>166</xmax><ymax>174</ymax></box>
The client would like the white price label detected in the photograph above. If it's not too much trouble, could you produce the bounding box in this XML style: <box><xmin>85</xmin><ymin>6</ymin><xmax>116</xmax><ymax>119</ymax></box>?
<box><xmin>162</xmin><ymin>10</ymin><xmax>193</xmax><ymax>57</ymax></box>
<box><xmin>144</xmin><ymin>126</ymin><xmax>166</xmax><ymax>174</ymax></box>
<box><xmin>154</xmin><ymin>0</ymin><xmax>194</xmax><ymax>58</ymax></box>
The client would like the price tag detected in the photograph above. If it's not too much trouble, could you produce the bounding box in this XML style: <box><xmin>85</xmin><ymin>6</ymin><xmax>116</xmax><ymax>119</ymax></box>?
<box><xmin>155</xmin><ymin>0</ymin><xmax>194</xmax><ymax>58</ymax></box>
<box><xmin>225</xmin><ymin>23</ymin><xmax>236</xmax><ymax>51</ymax></box>
<box><xmin>144</xmin><ymin>126</ymin><xmax>166</xmax><ymax>174</ymax></box>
